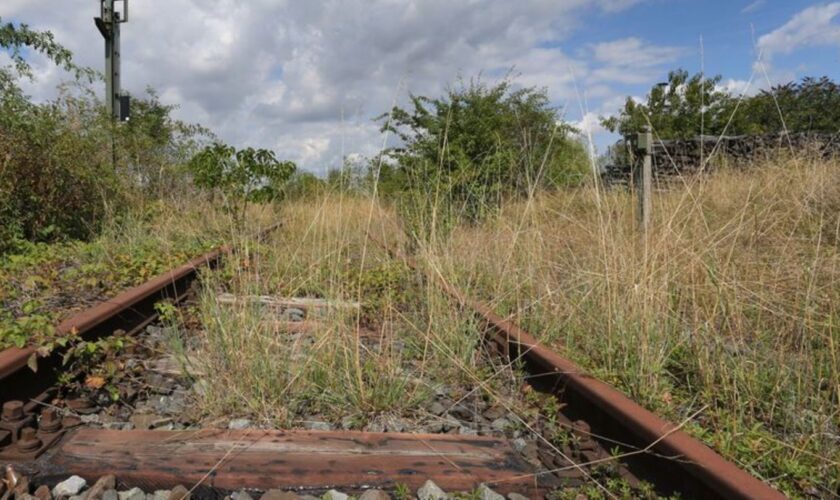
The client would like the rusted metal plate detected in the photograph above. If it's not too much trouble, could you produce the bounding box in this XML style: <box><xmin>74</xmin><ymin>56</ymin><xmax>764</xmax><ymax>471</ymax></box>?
<box><xmin>45</xmin><ymin>429</ymin><xmax>538</xmax><ymax>495</ymax></box>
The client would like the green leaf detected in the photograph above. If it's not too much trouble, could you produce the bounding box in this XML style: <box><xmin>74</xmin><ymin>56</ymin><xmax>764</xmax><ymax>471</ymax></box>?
<box><xmin>21</xmin><ymin>300</ymin><xmax>41</xmax><ymax>314</ymax></box>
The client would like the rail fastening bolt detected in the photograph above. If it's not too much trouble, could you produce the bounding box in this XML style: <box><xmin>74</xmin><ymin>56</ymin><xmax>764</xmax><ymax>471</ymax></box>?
<box><xmin>1</xmin><ymin>401</ymin><xmax>24</xmax><ymax>422</ymax></box>
<box><xmin>17</xmin><ymin>427</ymin><xmax>41</xmax><ymax>452</ymax></box>
<box><xmin>39</xmin><ymin>408</ymin><xmax>62</xmax><ymax>433</ymax></box>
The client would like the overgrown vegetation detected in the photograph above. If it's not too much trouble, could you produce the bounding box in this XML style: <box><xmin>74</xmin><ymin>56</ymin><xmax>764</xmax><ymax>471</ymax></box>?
<box><xmin>427</xmin><ymin>156</ymin><xmax>839</xmax><ymax>498</ymax></box>
<box><xmin>0</xmin><ymin>198</ymin><xmax>282</xmax><ymax>351</ymax></box>
<box><xmin>188</xmin><ymin>143</ymin><xmax>296</xmax><ymax>225</ymax></box>
<box><xmin>1</xmin><ymin>19</ymin><xmax>209</xmax><ymax>251</ymax></box>
<box><xmin>270</xmin><ymin>72</ymin><xmax>840</xmax><ymax>497</ymax></box>
<box><xmin>375</xmin><ymin>77</ymin><xmax>589</xmax><ymax>233</ymax></box>
<box><xmin>603</xmin><ymin>69</ymin><xmax>840</xmax><ymax>139</ymax></box>
<box><xmin>0</xmin><ymin>20</ymin><xmax>290</xmax><ymax>350</ymax></box>
<box><xmin>5</xmin><ymin>14</ymin><xmax>840</xmax><ymax>498</ymax></box>
<box><xmin>177</xmin><ymin>195</ymin><xmax>657</xmax><ymax>497</ymax></box>
<box><xmin>186</xmin><ymin>197</ymin><xmax>477</xmax><ymax>422</ymax></box>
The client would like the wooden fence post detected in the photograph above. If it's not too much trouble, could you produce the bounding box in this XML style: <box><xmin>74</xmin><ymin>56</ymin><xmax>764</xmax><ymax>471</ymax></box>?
<box><xmin>635</xmin><ymin>126</ymin><xmax>653</xmax><ymax>234</ymax></box>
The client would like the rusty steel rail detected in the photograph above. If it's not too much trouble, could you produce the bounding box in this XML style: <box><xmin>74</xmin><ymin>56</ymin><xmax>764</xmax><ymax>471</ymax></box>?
<box><xmin>371</xmin><ymin>235</ymin><xmax>785</xmax><ymax>500</ymax></box>
<box><xmin>0</xmin><ymin>223</ymin><xmax>281</xmax><ymax>403</ymax></box>
<box><xmin>0</xmin><ymin>250</ymin><xmax>221</xmax><ymax>378</ymax></box>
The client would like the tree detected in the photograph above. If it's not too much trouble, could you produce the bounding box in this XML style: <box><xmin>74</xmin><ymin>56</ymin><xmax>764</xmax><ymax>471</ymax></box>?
<box><xmin>0</xmin><ymin>20</ymin><xmax>100</xmax><ymax>250</ymax></box>
<box><xmin>0</xmin><ymin>18</ymin><xmax>223</xmax><ymax>252</ymax></box>
<box><xmin>601</xmin><ymin>69</ymin><xmax>731</xmax><ymax>140</ymax></box>
<box><xmin>728</xmin><ymin>77</ymin><xmax>840</xmax><ymax>135</ymax></box>
<box><xmin>118</xmin><ymin>88</ymin><xmax>215</xmax><ymax>197</ymax></box>
<box><xmin>379</xmin><ymin>76</ymin><xmax>588</xmax><ymax>224</ymax></box>
<box><xmin>284</xmin><ymin>172</ymin><xmax>326</xmax><ymax>200</ymax></box>
<box><xmin>188</xmin><ymin>143</ymin><xmax>296</xmax><ymax>224</ymax></box>
<box><xmin>603</xmin><ymin>70</ymin><xmax>840</xmax><ymax>140</ymax></box>
<box><xmin>0</xmin><ymin>18</ymin><xmax>91</xmax><ymax>89</ymax></box>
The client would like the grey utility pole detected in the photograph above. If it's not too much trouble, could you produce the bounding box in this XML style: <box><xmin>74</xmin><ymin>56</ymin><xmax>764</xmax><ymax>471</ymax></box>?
<box><xmin>95</xmin><ymin>0</ymin><xmax>129</xmax><ymax>121</ymax></box>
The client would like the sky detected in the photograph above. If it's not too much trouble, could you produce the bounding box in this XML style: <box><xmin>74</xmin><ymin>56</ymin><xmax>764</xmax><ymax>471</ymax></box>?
<box><xmin>2</xmin><ymin>0</ymin><xmax>839</xmax><ymax>175</ymax></box>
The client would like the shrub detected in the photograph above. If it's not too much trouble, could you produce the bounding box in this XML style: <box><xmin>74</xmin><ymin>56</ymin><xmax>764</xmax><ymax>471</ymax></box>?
<box><xmin>603</xmin><ymin>70</ymin><xmax>840</xmax><ymax>139</ymax></box>
<box><xmin>378</xmin><ymin>76</ymin><xmax>589</xmax><ymax>233</ymax></box>
<box><xmin>0</xmin><ymin>86</ymin><xmax>120</xmax><ymax>251</ymax></box>
<box><xmin>1</xmin><ymin>19</ymin><xmax>210</xmax><ymax>253</ymax></box>
<box><xmin>188</xmin><ymin>143</ymin><xmax>296</xmax><ymax>224</ymax></box>
<box><xmin>284</xmin><ymin>171</ymin><xmax>327</xmax><ymax>200</ymax></box>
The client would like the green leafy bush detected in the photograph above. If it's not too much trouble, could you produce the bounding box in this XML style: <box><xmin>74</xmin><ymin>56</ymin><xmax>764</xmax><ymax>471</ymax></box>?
<box><xmin>283</xmin><ymin>171</ymin><xmax>327</xmax><ymax>200</ymax></box>
<box><xmin>377</xmin><ymin>76</ymin><xmax>589</xmax><ymax>237</ymax></box>
<box><xmin>603</xmin><ymin>69</ymin><xmax>840</xmax><ymax>139</ymax></box>
<box><xmin>340</xmin><ymin>261</ymin><xmax>415</xmax><ymax>325</ymax></box>
<box><xmin>1</xmin><ymin>20</ymin><xmax>103</xmax><ymax>251</ymax></box>
<box><xmin>188</xmin><ymin>143</ymin><xmax>296</xmax><ymax>223</ymax></box>
<box><xmin>0</xmin><ymin>86</ymin><xmax>120</xmax><ymax>251</ymax></box>
<box><xmin>1</xmin><ymin>19</ymin><xmax>212</xmax><ymax>253</ymax></box>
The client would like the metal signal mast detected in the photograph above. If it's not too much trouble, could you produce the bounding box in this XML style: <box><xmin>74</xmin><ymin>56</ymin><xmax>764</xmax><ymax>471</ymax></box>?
<box><xmin>95</xmin><ymin>0</ymin><xmax>130</xmax><ymax>121</ymax></box>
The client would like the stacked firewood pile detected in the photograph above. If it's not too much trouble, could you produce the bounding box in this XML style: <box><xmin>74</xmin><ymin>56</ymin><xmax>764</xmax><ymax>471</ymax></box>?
<box><xmin>602</xmin><ymin>132</ymin><xmax>840</xmax><ymax>187</ymax></box>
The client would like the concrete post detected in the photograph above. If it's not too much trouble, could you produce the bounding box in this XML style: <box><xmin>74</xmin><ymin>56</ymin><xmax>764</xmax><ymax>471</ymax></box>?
<box><xmin>635</xmin><ymin>126</ymin><xmax>653</xmax><ymax>234</ymax></box>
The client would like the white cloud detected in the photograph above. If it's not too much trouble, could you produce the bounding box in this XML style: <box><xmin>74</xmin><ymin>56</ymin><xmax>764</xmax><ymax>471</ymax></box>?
<box><xmin>746</xmin><ymin>3</ymin><xmax>840</xmax><ymax>91</ymax></box>
<box><xmin>757</xmin><ymin>3</ymin><xmax>840</xmax><ymax>59</ymax></box>
<box><xmin>1</xmin><ymin>0</ymin><xmax>683</xmax><ymax>172</ymax></box>
<box><xmin>717</xmin><ymin>78</ymin><xmax>757</xmax><ymax>97</ymax></box>
<box><xmin>597</xmin><ymin>0</ymin><xmax>647</xmax><ymax>13</ymax></box>
<box><xmin>588</xmin><ymin>37</ymin><xmax>685</xmax><ymax>84</ymax></box>
<box><xmin>742</xmin><ymin>0</ymin><xmax>766</xmax><ymax>14</ymax></box>
<box><xmin>572</xmin><ymin>111</ymin><xmax>606</xmax><ymax>138</ymax></box>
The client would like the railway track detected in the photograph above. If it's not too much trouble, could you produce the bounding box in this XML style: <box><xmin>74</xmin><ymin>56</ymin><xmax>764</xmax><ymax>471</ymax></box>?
<box><xmin>0</xmin><ymin>226</ymin><xmax>785</xmax><ymax>500</ymax></box>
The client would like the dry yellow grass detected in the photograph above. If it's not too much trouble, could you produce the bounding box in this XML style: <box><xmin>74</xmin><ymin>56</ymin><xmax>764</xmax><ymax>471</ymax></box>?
<box><xmin>425</xmin><ymin>155</ymin><xmax>840</xmax><ymax>497</ymax></box>
<box><xmin>187</xmin><ymin>196</ymin><xmax>490</xmax><ymax>427</ymax></box>
<box><xmin>182</xmin><ymin>156</ymin><xmax>838</xmax><ymax>497</ymax></box>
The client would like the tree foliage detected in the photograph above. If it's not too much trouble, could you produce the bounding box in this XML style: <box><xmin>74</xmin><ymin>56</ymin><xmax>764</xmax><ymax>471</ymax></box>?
<box><xmin>729</xmin><ymin>76</ymin><xmax>840</xmax><ymax>135</ymax></box>
<box><xmin>118</xmin><ymin>88</ymin><xmax>215</xmax><ymax>197</ymax></box>
<box><xmin>0</xmin><ymin>88</ymin><xmax>117</xmax><ymax>247</ymax></box>
<box><xmin>379</xmin><ymin>77</ymin><xmax>589</xmax><ymax>226</ymax></box>
<box><xmin>603</xmin><ymin>70</ymin><xmax>840</xmax><ymax>140</ymax></box>
<box><xmin>188</xmin><ymin>143</ymin><xmax>296</xmax><ymax>223</ymax></box>
<box><xmin>0</xmin><ymin>83</ymin><xmax>216</xmax><ymax>252</ymax></box>
<box><xmin>0</xmin><ymin>20</ymin><xmax>214</xmax><ymax>252</ymax></box>
<box><xmin>283</xmin><ymin>171</ymin><xmax>326</xmax><ymax>199</ymax></box>
<box><xmin>601</xmin><ymin>69</ymin><xmax>730</xmax><ymax>139</ymax></box>
<box><xmin>0</xmin><ymin>18</ymin><xmax>91</xmax><ymax>86</ymax></box>
<box><xmin>0</xmin><ymin>20</ymin><xmax>104</xmax><ymax>250</ymax></box>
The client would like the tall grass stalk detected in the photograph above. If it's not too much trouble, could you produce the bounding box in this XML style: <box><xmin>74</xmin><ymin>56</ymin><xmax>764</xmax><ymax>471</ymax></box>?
<box><xmin>185</xmin><ymin>153</ymin><xmax>838</xmax><ymax>497</ymax></box>
<box><xmin>430</xmin><ymin>155</ymin><xmax>839</xmax><ymax>496</ymax></box>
